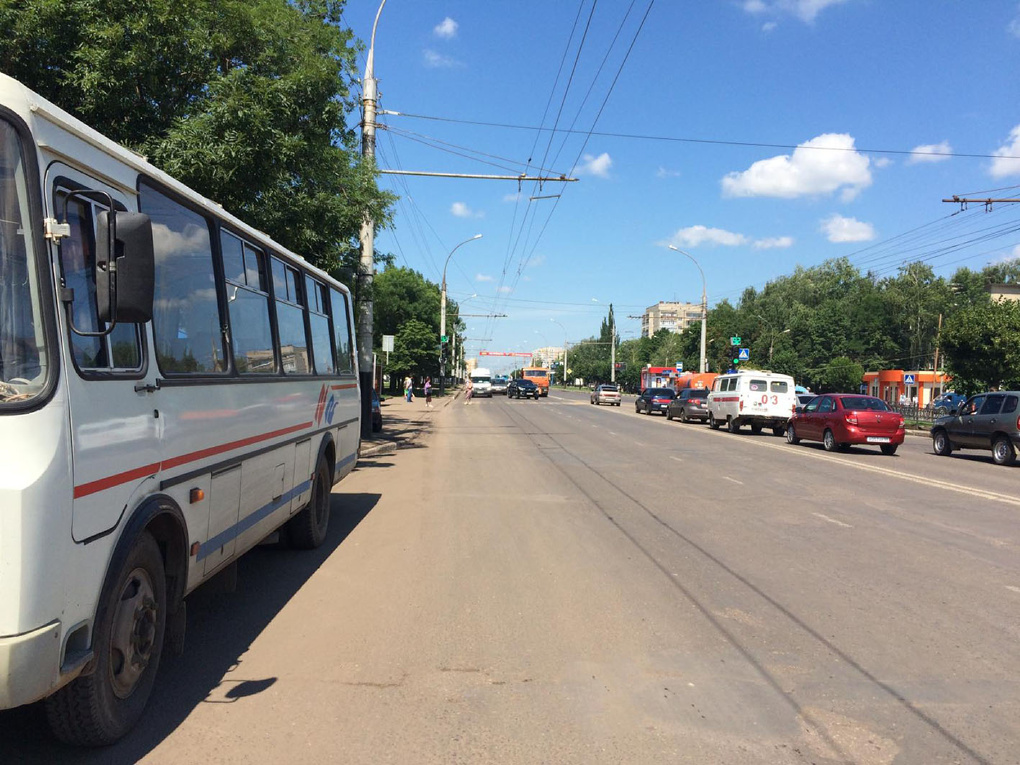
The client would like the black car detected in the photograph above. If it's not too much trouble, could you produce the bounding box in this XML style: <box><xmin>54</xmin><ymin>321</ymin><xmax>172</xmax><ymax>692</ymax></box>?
<box><xmin>931</xmin><ymin>391</ymin><xmax>1020</xmax><ymax>465</ymax></box>
<box><xmin>635</xmin><ymin>387</ymin><xmax>676</xmax><ymax>415</ymax></box>
<box><xmin>507</xmin><ymin>378</ymin><xmax>540</xmax><ymax>400</ymax></box>
<box><xmin>371</xmin><ymin>390</ymin><xmax>382</xmax><ymax>432</ymax></box>
<box><xmin>666</xmin><ymin>388</ymin><xmax>709</xmax><ymax>422</ymax></box>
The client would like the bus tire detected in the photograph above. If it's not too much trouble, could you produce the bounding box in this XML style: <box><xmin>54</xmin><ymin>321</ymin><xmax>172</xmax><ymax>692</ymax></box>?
<box><xmin>46</xmin><ymin>531</ymin><xmax>167</xmax><ymax>746</ymax></box>
<box><xmin>287</xmin><ymin>457</ymin><xmax>332</xmax><ymax>549</ymax></box>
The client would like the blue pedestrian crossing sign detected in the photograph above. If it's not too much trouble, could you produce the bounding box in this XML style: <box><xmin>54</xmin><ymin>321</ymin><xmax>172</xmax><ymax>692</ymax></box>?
<box><xmin>903</xmin><ymin>374</ymin><xmax>915</xmax><ymax>384</ymax></box>
<box><xmin>737</xmin><ymin>347</ymin><xmax>750</xmax><ymax>361</ymax></box>
<box><xmin>675</xmin><ymin>362</ymin><xmax>683</xmax><ymax>372</ymax></box>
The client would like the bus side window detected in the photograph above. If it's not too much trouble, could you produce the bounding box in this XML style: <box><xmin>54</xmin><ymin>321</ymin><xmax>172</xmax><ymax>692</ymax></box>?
<box><xmin>273</xmin><ymin>258</ymin><xmax>309</xmax><ymax>374</ymax></box>
<box><xmin>221</xmin><ymin>231</ymin><xmax>275</xmax><ymax>374</ymax></box>
<box><xmin>141</xmin><ymin>181</ymin><xmax>227</xmax><ymax>375</ymax></box>
<box><xmin>305</xmin><ymin>275</ymin><xmax>333</xmax><ymax>375</ymax></box>
<box><xmin>329</xmin><ymin>288</ymin><xmax>354</xmax><ymax>374</ymax></box>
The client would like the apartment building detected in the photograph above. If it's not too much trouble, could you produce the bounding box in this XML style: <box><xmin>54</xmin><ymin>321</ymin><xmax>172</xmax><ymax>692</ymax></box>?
<box><xmin>641</xmin><ymin>301</ymin><xmax>703</xmax><ymax>338</ymax></box>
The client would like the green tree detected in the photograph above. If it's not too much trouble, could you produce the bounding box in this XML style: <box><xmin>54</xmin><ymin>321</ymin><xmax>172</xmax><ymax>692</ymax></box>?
<box><xmin>386</xmin><ymin>319</ymin><xmax>438</xmax><ymax>386</ymax></box>
<box><xmin>817</xmin><ymin>356</ymin><xmax>865</xmax><ymax>393</ymax></box>
<box><xmin>1</xmin><ymin>0</ymin><xmax>394</xmax><ymax>275</ymax></box>
<box><xmin>941</xmin><ymin>300</ymin><xmax>1020</xmax><ymax>393</ymax></box>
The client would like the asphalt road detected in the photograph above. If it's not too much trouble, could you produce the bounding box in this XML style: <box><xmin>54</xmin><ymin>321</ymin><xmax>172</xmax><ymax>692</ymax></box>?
<box><xmin>3</xmin><ymin>389</ymin><xmax>1018</xmax><ymax>763</ymax></box>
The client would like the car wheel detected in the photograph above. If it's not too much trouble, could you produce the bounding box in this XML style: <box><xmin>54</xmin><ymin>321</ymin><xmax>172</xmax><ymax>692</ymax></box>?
<box><xmin>727</xmin><ymin>417</ymin><xmax>740</xmax><ymax>433</ymax></box>
<box><xmin>992</xmin><ymin>436</ymin><xmax>1016</xmax><ymax>466</ymax></box>
<box><xmin>934</xmin><ymin>406</ymin><xmax>948</xmax><ymax>417</ymax></box>
<box><xmin>786</xmin><ymin>424</ymin><xmax>800</xmax><ymax>444</ymax></box>
<box><xmin>635</xmin><ymin>403</ymin><xmax>640</xmax><ymax>413</ymax></box>
<box><xmin>709</xmin><ymin>412</ymin><xmax>720</xmax><ymax>430</ymax></box>
<box><xmin>750</xmin><ymin>423</ymin><xmax>763</xmax><ymax>435</ymax></box>
<box><xmin>823</xmin><ymin>429</ymin><xmax>838</xmax><ymax>452</ymax></box>
<box><xmin>680</xmin><ymin>408</ymin><xmax>689</xmax><ymax>423</ymax></box>
<box><xmin>880</xmin><ymin>444</ymin><xmax>898</xmax><ymax>455</ymax></box>
<box><xmin>772</xmin><ymin>426</ymin><xmax>785</xmax><ymax>437</ymax></box>
<box><xmin>932</xmin><ymin>429</ymin><xmax>953</xmax><ymax>456</ymax></box>
<box><xmin>666</xmin><ymin>408</ymin><xmax>674</xmax><ymax>421</ymax></box>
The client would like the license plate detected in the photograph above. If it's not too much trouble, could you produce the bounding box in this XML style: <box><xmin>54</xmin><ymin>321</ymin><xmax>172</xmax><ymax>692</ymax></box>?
<box><xmin>866</xmin><ymin>436</ymin><xmax>890</xmax><ymax>443</ymax></box>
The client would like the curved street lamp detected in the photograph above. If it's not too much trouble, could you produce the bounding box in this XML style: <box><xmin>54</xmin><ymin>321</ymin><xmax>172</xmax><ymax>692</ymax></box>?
<box><xmin>668</xmin><ymin>245</ymin><xmax>707</xmax><ymax>374</ymax></box>
<box><xmin>440</xmin><ymin>235</ymin><xmax>482</xmax><ymax>394</ymax></box>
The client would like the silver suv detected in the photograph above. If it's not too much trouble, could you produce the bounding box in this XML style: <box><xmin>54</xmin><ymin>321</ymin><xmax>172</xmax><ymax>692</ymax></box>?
<box><xmin>931</xmin><ymin>391</ymin><xmax>1020</xmax><ymax>465</ymax></box>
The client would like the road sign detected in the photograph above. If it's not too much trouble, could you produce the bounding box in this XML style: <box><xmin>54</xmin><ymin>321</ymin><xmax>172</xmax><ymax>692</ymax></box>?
<box><xmin>730</xmin><ymin>336</ymin><xmax>741</xmax><ymax>346</ymax></box>
<box><xmin>675</xmin><ymin>362</ymin><xmax>683</xmax><ymax>372</ymax></box>
<box><xmin>737</xmin><ymin>348</ymin><xmax>750</xmax><ymax>361</ymax></box>
<box><xmin>382</xmin><ymin>335</ymin><xmax>394</xmax><ymax>353</ymax></box>
<box><xmin>441</xmin><ymin>335</ymin><xmax>449</xmax><ymax>344</ymax></box>
<box><xmin>904</xmin><ymin>374</ymin><xmax>915</xmax><ymax>384</ymax></box>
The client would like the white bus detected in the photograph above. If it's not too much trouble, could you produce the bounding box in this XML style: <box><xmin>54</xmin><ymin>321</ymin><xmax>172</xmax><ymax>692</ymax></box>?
<box><xmin>0</xmin><ymin>74</ymin><xmax>361</xmax><ymax>744</ymax></box>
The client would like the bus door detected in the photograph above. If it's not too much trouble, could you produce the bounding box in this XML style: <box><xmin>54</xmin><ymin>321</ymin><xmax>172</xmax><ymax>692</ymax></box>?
<box><xmin>48</xmin><ymin>168</ymin><xmax>163</xmax><ymax>543</ymax></box>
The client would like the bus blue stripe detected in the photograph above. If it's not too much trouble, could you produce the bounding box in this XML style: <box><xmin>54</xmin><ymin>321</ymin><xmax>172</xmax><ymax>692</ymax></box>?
<box><xmin>197</xmin><ymin>479</ymin><xmax>312</xmax><ymax>561</ymax></box>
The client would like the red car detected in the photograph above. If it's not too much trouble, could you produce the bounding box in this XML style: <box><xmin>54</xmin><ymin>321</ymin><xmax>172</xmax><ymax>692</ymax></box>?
<box><xmin>786</xmin><ymin>394</ymin><xmax>904</xmax><ymax>455</ymax></box>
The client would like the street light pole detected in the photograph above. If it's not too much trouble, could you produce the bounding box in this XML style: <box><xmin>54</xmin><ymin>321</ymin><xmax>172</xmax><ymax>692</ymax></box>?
<box><xmin>668</xmin><ymin>245</ymin><xmax>707</xmax><ymax>374</ymax></box>
<box><xmin>357</xmin><ymin>0</ymin><xmax>386</xmax><ymax>439</ymax></box>
<box><xmin>550</xmin><ymin>319</ymin><xmax>567</xmax><ymax>387</ymax></box>
<box><xmin>440</xmin><ymin>235</ymin><xmax>482</xmax><ymax>395</ymax></box>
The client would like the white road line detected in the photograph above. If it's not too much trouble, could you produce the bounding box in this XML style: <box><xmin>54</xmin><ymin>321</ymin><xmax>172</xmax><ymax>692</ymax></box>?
<box><xmin>723</xmin><ymin>476</ymin><xmax>743</xmax><ymax>485</ymax></box>
<box><xmin>1006</xmin><ymin>585</ymin><xmax>1020</xmax><ymax>594</ymax></box>
<box><xmin>670</xmin><ymin>455</ymin><xmax>683</xmax><ymax>462</ymax></box>
<box><xmin>698</xmin><ymin>428</ymin><xmax>1020</xmax><ymax>510</ymax></box>
<box><xmin>812</xmin><ymin>512</ymin><xmax>853</xmax><ymax>528</ymax></box>
<box><xmin>608</xmin><ymin>431</ymin><xmax>617</xmax><ymax>436</ymax></box>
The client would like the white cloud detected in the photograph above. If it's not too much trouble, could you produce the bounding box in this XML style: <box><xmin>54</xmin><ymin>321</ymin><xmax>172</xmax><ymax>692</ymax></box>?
<box><xmin>907</xmin><ymin>140</ymin><xmax>952</xmax><ymax>164</ymax></box>
<box><xmin>502</xmin><ymin>192</ymin><xmax>521</xmax><ymax>203</ymax></box>
<box><xmin>434</xmin><ymin>17</ymin><xmax>458</xmax><ymax>38</ymax></box>
<box><xmin>1010</xmin><ymin>6</ymin><xmax>1020</xmax><ymax>38</ymax></box>
<box><xmin>450</xmin><ymin>202</ymin><xmax>482</xmax><ymax>218</ymax></box>
<box><xmin>423</xmin><ymin>49</ymin><xmax>458</xmax><ymax>68</ymax></box>
<box><xmin>820</xmin><ymin>213</ymin><xmax>875</xmax><ymax>243</ymax></box>
<box><xmin>670</xmin><ymin>225</ymin><xmax>749</xmax><ymax>248</ymax></box>
<box><xmin>475</xmin><ymin>273</ymin><xmax>493</xmax><ymax>282</ymax></box>
<box><xmin>656</xmin><ymin>166</ymin><xmax>682</xmax><ymax>178</ymax></box>
<box><xmin>990</xmin><ymin>124</ymin><xmax>1020</xmax><ymax>178</ymax></box>
<box><xmin>741</xmin><ymin>0</ymin><xmax>851</xmax><ymax>23</ymax></box>
<box><xmin>527</xmin><ymin>255</ymin><xmax>545</xmax><ymax>268</ymax></box>
<box><xmin>721</xmin><ymin>133</ymin><xmax>872</xmax><ymax>201</ymax></box>
<box><xmin>574</xmin><ymin>152</ymin><xmax>612</xmax><ymax>177</ymax></box>
<box><xmin>753</xmin><ymin>236</ymin><xmax>794</xmax><ymax>249</ymax></box>
<box><xmin>497</xmin><ymin>286</ymin><xmax>513</xmax><ymax>294</ymax></box>
<box><xmin>762</xmin><ymin>21</ymin><xmax>778</xmax><ymax>33</ymax></box>
<box><xmin>872</xmin><ymin>156</ymin><xmax>893</xmax><ymax>168</ymax></box>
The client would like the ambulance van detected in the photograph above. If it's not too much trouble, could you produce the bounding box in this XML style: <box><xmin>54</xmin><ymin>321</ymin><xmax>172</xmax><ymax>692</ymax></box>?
<box><xmin>707</xmin><ymin>369</ymin><xmax>797</xmax><ymax>435</ymax></box>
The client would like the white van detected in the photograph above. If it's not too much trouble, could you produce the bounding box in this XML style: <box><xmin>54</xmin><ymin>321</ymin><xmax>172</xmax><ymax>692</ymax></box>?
<box><xmin>707</xmin><ymin>370</ymin><xmax>797</xmax><ymax>435</ymax></box>
<box><xmin>470</xmin><ymin>367</ymin><xmax>493</xmax><ymax>397</ymax></box>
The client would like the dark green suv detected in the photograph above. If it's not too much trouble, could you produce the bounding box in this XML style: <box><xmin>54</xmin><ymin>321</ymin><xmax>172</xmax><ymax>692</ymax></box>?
<box><xmin>931</xmin><ymin>391</ymin><xmax>1020</xmax><ymax>465</ymax></box>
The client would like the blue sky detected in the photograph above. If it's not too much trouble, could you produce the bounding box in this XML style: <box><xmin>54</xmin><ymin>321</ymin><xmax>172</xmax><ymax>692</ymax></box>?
<box><xmin>343</xmin><ymin>1</ymin><xmax>1020</xmax><ymax>372</ymax></box>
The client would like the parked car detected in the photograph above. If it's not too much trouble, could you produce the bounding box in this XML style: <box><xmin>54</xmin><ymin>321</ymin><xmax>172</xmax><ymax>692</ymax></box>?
<box><xmin>590</xmin><ymin>383</ymin><xmax>621</xmax><ymax>406</ymax></box>
<box><xmin>507</xmin><ymin>378</ymin><xmax>541</xmax><ymax>400</ymax></box>
<box><xmin>786</xmin><ymin>394</ymin><xmax>904</xmax><ymax>454</ymax></box>
<box><xmin>797</xmin><ymin>393</ymin><xmax>817</xmax><ymax>407</ymax></box>
<box><xmin>932</xmin><ymin>390</ymin><xmax>967</xmax><ymax>416</ymax></box>
<box><xmin>635</xmin><ymin>387</ymin><xmax>676</xmax><ymax>415</ymax></box>
<box><xmin>491</xmin><ymin>376</ymin><xmax>509</xmax><ymax>394</ymax></box>
<box><xmin>371</xmin><ymin>390</ymin><xmax>382</xmax><ymax>433</ymax></box>
<box><xmin>667</xmin><ymin>388</ymin><xmax>709</xmax><ymax>422</ymax></box>
<box><xmin>931</xmin><ymin>391</ymin><xmax>1020</xmax><ymax>465</ymax></box>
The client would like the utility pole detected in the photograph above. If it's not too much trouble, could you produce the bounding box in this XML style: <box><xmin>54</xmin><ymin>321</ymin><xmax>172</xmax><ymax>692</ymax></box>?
<box><xmin>933</xmin><ymin>312</ymin><xmax>942</xmax><ymax>375</ymax></box>
<box><xmin>610</xmin><ymin>308</ymin><xmax>616</xmax><ymax>384</ymax></box>
<box><xmin>357</xmin><ymin>0</ymin><xmax>386</xmax><ymax>440</ymax></box>
<box><xmin>440</xmin><ymin>235</ymin><xmax>482</xmax><ymax>396</ymax></box>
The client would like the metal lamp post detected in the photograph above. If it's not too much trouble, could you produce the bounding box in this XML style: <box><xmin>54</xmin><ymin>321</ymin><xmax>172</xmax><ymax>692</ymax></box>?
<box><xmin>550</xmin><ymin>318</ymin><xmax>568</xmax><ymax>387</ymax></box>
<box><xmin>668</xmin><ymin>245</ymin><xmax>707</xmax><ymax>374</ymax></box>
<box><xmin>440</xmin><ymin>235</ymin><xmax>482</xmax><ymax>395</ymax></box>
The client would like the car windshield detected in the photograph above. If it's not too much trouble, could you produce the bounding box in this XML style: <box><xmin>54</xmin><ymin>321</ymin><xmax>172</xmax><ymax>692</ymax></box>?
<box><xmin>473</xmin><ymin>376</ymin><xmax>490</xmax><ymax>383</ymax></box>
<box><xmin>0</xmin><ymin>119</ymin><xmax>48</xmax><ymax>405</ymax></box>
<box><xmin>839</xmin><ymin>396</ymin><xmax>889</xmax><ymax>411</ymax></box>
<box><xmin>685</xmin><ymin>390</ymin><xmax>708</xmax><ymax>399</ymax></box>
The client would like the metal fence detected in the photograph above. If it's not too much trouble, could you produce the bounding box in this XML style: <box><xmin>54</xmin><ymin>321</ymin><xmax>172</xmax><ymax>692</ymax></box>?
<box><xmin>890</xmin><ymin>404</ymin><xmax>946</xmax><ymax>424</ymax></box>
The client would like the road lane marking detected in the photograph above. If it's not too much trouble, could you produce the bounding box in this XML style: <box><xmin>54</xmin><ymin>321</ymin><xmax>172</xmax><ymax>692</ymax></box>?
<box><xmin>723</xmin><ymin>476</ymin><xmax>743</xmax><ymax>485</ymax></box>
<box><xmin>1006</xmin><ymin>586</ymin><xmax>1020</xmax><ymax>594</ymax></box>
<box><xmin>608</xmin><ymin>431</ymin><xmax>617</xmax><ymax>436</ymax></box>
<box><xmin>812</xmin><ymin>512</ymin><xmax>853</xmax><ymax>528</ymax></box>
<box><xmin>670</xmin><ymin>455</ymin><xmax>683</xmax><ymax>462</ymax></box>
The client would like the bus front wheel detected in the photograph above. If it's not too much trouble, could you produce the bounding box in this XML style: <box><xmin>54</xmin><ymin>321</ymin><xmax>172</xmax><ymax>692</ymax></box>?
<box><xmin>46</xmin><ymin>531</ymin><xmax>167</xmax><ymax>746</ymax></box>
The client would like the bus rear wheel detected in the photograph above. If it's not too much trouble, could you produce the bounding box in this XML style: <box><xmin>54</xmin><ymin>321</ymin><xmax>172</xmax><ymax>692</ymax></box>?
<box><xmin>288</xmin><ymin>456</ymin><xmax>332</xmax><ymax>549</ymax></box>
<box><xmin>46</xmin><ymin>531</ymin><xmax>167</xmax><ymax>746</ymax></box>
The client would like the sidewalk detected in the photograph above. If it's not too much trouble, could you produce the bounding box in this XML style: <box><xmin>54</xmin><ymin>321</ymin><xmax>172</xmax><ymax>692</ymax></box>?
<box><xmin>358</xmin><ymin>389</ymin><xmax>459</xmax><ymax>459</ymax></box>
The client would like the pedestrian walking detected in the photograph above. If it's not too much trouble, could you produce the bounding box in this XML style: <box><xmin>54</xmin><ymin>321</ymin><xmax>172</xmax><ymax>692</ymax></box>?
<box><xmin>464</xmin><ymin>377</ymin><xmax>473</xmax><ymax>405</ymax></box>
<box><xmin>404</xmin><ymin>376</ymin><xmax>413</xmax><ymax>403</ymax></box>
<box><xmin>424</xmin><ymin>377</ymin><xmax>433</xmax><ymax>408</ymax></box>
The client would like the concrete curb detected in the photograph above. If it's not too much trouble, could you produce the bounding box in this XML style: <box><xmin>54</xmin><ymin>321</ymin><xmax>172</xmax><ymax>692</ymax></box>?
<box><xmin>359</xmin><ymin>440</ymin><xmax>397</xmax><ymax>459</ymax></box>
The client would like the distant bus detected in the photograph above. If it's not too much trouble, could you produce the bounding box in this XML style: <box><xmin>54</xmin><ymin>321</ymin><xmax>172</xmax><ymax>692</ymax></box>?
<box><xmin>522</xmin><ymin>367</ymin><xmax>550</xmax><ymax>396</ymax></box>
<box><xmin>0</xmin><ymin>74</ymin><xmax>360</xmax><ymax>744</ymax></box>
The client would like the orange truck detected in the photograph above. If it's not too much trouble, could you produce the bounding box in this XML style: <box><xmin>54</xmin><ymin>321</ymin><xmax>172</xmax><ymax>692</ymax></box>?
<box><xmin>522</xmin><ymin>367</ymin><xmax>550</xmax><ymax>396</ymax></box>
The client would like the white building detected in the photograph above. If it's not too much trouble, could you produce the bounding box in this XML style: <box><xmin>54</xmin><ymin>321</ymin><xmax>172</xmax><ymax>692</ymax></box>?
<box><xmin>641</xmin><ymin>301</ymin><xmax>703</xmax><ymax>338</ymax></box>
<box><xmin>531</xmin><ymin>346</ymin><xmax>564</xmax><ymax>367</ymax></box>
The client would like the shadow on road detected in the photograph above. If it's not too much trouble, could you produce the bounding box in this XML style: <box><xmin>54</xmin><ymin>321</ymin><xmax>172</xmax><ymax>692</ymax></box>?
<box><xmin>0</xmin><ymin>491</ymin><xmax>380</xmax><ymax>763</ymax></box>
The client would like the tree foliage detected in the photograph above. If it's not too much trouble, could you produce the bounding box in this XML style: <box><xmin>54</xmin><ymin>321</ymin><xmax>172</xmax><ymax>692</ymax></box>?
<box><xmin>0</xmin><ymin>0</ymin><xmax>394</xmax><ymax>275</ymax></box>
<box><xmin>941</xmin><ymin>299</ymin><xmax>1020</xmax><ymax>394</ymax></box>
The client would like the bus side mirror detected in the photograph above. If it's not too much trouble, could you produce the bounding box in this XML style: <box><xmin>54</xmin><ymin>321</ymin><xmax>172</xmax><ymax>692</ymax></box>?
<box><xmin>96</xmin><ymin>210</ymin><xmax>154</xmax><ymax>323</ymax></box>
